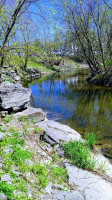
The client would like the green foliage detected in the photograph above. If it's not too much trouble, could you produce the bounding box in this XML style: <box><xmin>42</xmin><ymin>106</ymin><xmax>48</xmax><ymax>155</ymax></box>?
<box><xmin>37</xmin><ymin>175</ymin><xmax>49</xmax><ymax>190</ymax></box>
<box><xmin>34</xmin><ymin>127</ymin><xmax>39</xmax><ymax>133</ymax></box>
<box><xmin>104</xmin><ymin>57</ymin><xmax>112</xmax><ymax>68</ymax></box>
<box><xmin>32</xmin><ymin>163</ymin><xmax>49</xmax><ymax>189</ymax></box>
<box><xmin>11</xmin><ymin>147</ymin><xmax>32</xmax><ymax>165</ymax></box>
<box><xmin>51</xmin><ymin>166</ymin><xmax>68</xmax><ymax>183</ymax></box>
<box><xmin>3</xmin><ymin>115</ymin><xmax>13</xmax><ymax>124</ymax></box>
<box><xmin>0</xmin><ymin>181</ymin><xmax>15</xmax><ymax>200</ymax></box>
<box><xmin>13</xmin><ymin>178</ymin><xmax>27</xmax><ymax>192</ymax></box>
<box><xmin>32</xmin><ymin>163</ymin><xmax>48</xmax><ymax>176</ymax></box>
<box><xmin>63</xmin><ymin>140</ymin><xmax>95</xmax><ymax>170</ymax></box>
<box><xmin>18</xmin><ymin>115</ymin><xmax>27</xmax><ymax>122</ymax></box>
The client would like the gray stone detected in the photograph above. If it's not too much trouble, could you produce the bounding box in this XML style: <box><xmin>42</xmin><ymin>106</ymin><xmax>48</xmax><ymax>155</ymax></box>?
<box><xmin>3</xmin><ymin>147</ymin><xmax>13</xmax><ymax>154</ymax></box>
<box><xmin>14</xmin><ymin>76</ymin><xmax>20</xmax><ymax>81</ymax></box>
<box><xmin>0</xmin><ymin>111</ymin><xmax>8</xmax><ymax>117</ymax></box>
<box><xmin>65</xmin><ymin>163</ymin><xmax>112</xmax><ymax>200</ymax></box>
<box><xmin>65</xmin><ymin>191</ymin><xmax>84</xmax><ymax>200</ymax></box>
<box><xmin>14</xmin><ymin>106</ymin><xmax>46</xmax><ymax>123</ymax></box>
<box><xmin>25</xmin><ymin>159</ymin><xmax>34</xmax><ymax>166</ymax></box>
<box><xmin>37</xmin><ymin>119</ymin><xmax>81</xmax><ymax>145</ymax></box>
<box><xmin>0</xmin><ymin>163</ymin><xmax>3</xmax><ymax>169</ymax></box>
<box><xmin>1</xmin><ymin>174</ymin><xmax>12</xmax><ymax>183</ymax></box>
<box><xmin>0</xmin><ymin>81</ymin><xmax>11</xmax><ymax>87</ymax></box>
<box><xmin>44</xmin><ymin>182</ymin><xmax>52</xmax><ymax>194</ymax></box>
<box><xmin>0</xmin><ymin>132</ymin><xmax>6</xmax><ymax>141</ymax></box>
<box><xmin>27</xmin><ymin>188</ymin><xmax>33</xmax><ymax>198</ymax></box>
<box><xmin>0</xmin><ymin>193</ymin><xmax>7</xmax><ymax>200</ymax></box>
<box><xmin>0</xmin><ymin>84</ymin><xmax>31</xmax><ymax>112</ymax></box>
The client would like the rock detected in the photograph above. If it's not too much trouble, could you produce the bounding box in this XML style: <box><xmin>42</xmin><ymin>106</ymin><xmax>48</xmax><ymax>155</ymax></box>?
<box><xmin>0</xmin><ymin>132</ymin><xmax>6</xmax><ymax>141</ymax></box>
<box><xmin>3</xmin><ymin>147</ymin><xmax>13</xmax><ymax>154</ymax></box>
<box><xmin>0</xmin><ymin>81</ymin><xmax>11</xmax><ymax>87</ymax></box>
<box><xmin>0</xmin><ymin>193</ymin><xmax>7</xmax><ymax>200</ymax></box>
<box><xmin>65</xmin><ymin>162</ymin><xmax>112</xmax><ymax>200</ymax></box>
<box><xmin>65</xmin><ymin>191</ymin><xmax>84</xmax><ymax>200</ymax></box>
<box><xmin>25</xmin><ymin>159</ymin><xmax>34</xmax><ymax>167</ymax></box>
<box><xmin>14</xmin><ymin>76</ymin><xmax>20</xmax><ymax>81</ymax></box>
<box><xmin>27</xmin><ymin>188</ymin><xmax>33</xmax><ymax>198</ymax></box>
<box><xmin>0</xmin><ymin>163</ymin><xmax>3</xmax><ymax>169</ymax></box>
<box><xmin>0</xmin><ymin>111</ymin><xmax>8</xmax><ymax>117</ymax></box>
<box><xmin>1</xmin><ymin>174</ymin><xmax>12</xmax><ymax>184</ymax></box>
<box><xmin>44</xmin><ymin>182</ymin><xmax>52</xmax><ymax>194</ymax></box>
<box><xmin>14</xmin><ymin>107</ymin><xmax>46</xmax><ymax>123</ymax></box>
<box><xmin>37</xmin><ymin>119</ymin><xmax>81</xmax><ymax>145</ymax></box>
<box><xmin>40</xmin><ymin>190</ymin><xmax>84</xmax><ymax>200</ymax></box>
<box><xmin>0</xmin><ymin>84</ymin><xmax>31</xmax><ymax>112</ymax></box>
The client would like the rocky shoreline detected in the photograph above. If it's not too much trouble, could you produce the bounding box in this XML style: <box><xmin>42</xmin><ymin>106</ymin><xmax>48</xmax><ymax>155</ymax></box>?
<box><xmin>0</xmin><ymin>83</ymin><xmax>112</xmax><ymax>199</ymax></box>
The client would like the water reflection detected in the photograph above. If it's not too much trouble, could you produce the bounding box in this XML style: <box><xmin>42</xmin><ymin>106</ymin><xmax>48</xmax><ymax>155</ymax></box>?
<box><xmin>29</xmin><ymin>68</ymin><xmax>112</xmax><ymax>159</ymax></box>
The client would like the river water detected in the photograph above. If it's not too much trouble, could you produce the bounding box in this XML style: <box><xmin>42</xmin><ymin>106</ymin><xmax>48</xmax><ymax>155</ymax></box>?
<box><xmin>29</xmin><ymin>68</ymin><xmax>112</xmax><ymax>160</ymax></box>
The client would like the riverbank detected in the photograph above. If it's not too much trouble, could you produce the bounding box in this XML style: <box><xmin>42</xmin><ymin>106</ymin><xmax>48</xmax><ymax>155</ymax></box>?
<box><xmin>1</xmin><ymin>66</ymin><xmax>112</xmax><ymax>199</ymax></box>
<box><xmin>0</xmin><ymin>106</ymin><xmax>112</xmax><ymax>199</ymax></box>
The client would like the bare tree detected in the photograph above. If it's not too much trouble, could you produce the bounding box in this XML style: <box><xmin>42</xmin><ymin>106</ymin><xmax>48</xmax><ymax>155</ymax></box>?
<box><xmin>0</xmin><ymin>0</ymin><xmax>40</xmax><ymax>82</ymax></box>
<box><xmin>60</xmin><ymin>0</ymin><xmax>112</xmax><ymax>74</ymax></box>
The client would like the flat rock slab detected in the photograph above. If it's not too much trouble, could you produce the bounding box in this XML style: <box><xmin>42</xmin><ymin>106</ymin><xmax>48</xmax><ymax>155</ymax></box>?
<box><xmin>14</xmin><ymin>107</ymin><xmax>46</xmax><ymax>123</ymax></box>
<box><xmin>0</xmin><ymin>84</ymin><xmax>31</xmax><ymax>112</ymax></box>
<box><xmin>37</xmin><ymin>119</ymin><xmax>81</xmax><ymax>145</ymax></box>
<box><xmin>40</xmin><ymin>190</ymin><xmax>84</xmax><ymax>200</ymax></box>
<box><xmin>65</xmin><ymin>163</ymin><xmax>112</xmax><ymax>200</ymax></box>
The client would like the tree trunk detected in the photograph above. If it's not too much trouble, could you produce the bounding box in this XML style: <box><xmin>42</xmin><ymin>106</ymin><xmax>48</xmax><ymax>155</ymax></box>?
<box><xmin>0</xmin><ymin>54</ymin><xmax>5</xmax><ymax>83</ymax></box>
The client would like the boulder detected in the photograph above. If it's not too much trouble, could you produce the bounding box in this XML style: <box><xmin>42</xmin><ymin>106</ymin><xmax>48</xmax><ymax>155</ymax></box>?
<box><xmin>36</xmin><ymin>119</ymin><xmax>81</xmax><ymax>145</ymax></box>
<box><xmin>14</xmin><ymin>106</ymin><xmax>46</xmax><ymax>123</ymax></box>
<box><xmin>0</xmin><ymin>84</ymin><xmax>31</xmax><ymax>112</ymax></box>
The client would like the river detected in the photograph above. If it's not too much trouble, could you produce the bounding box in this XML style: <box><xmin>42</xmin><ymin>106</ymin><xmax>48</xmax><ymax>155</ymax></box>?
<box><xmin>29</xmin><ymin>68</ymin><xmax>112</xmax><ymax>160</ymax></box>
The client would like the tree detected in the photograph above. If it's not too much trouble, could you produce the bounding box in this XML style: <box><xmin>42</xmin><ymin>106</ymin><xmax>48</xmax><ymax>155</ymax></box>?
<box><xmin>60</xmin><ymin>0</ymin><xmax>112</xmax><ymax>73</ymax></box>
<box><xmin>0</xmin><ymin>0</ymin><xmax>40</xmax><ymax>82</ymax></box>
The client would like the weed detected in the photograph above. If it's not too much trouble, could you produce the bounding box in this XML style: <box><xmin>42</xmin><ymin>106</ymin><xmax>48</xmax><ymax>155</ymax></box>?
<box><xmin>32</xmin><ymin>163</ymin><xmax>48</xmax><ymax>176</ymax></box>
<box><xmin>63</xmin><ymin>140</ymin><xmax>95</xmax><ymax>170</ymax></box>
<box><xmin>11</xmin><ymin>147</ymin><xmax>32</xmax><ymax>165</ymax></box>
<box><xmin>37</xmin><ymin>175</ymin><xmax>49</xmax><ymax>189</ymax></box>
<box><xmin>18</xmin><ymin>116</ymin><xmax>27</xmax><ymax>122</ymax></box>
<box><xmin>13</xmin><ymin>178</ymin><xmax>27</xmax><ymax>192</ymax></box>
<box><xmin>51</xmin><ymin>166</ymin><xmax>68</xmax><ymax>183</ymax></box>
<box><xmin>0</xmin><ymin>181</ymin><xmax>15</xmax><ymax>200</ymax></box>
<box><xmin>34</xmin><ymin>127</ymin><xmax>39</xmax><ymax>133</ymax></box>
<box><xmin>3</xmin><ymin>115</ymin><xmax>12</xmax><ymax>124</ymax></box>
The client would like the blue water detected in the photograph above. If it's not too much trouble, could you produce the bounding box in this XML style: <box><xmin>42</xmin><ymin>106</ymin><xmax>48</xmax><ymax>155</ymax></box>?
<box><xmin>29</xmin><ymin>68</ymin><xmax>112</xmax><ymax>159</ymax></box>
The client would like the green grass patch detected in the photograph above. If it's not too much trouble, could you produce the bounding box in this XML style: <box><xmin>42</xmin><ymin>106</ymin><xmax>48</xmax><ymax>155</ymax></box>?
<box><xmin>63</xmin><ymin>140</ymin><xmax>95</xmax><ymax>170</ymax></box>
<box><xmin>0</xmin><ymin>181</ymin><xmax>15</xmax><ymax>200</ymax></box>
<box><xmin>11</xmin><ymin>147</ymin><xmax>32</xmax><ymax>165</ymax></box>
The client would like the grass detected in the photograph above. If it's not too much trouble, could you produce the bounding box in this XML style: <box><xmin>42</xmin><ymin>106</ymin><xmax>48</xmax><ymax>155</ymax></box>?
<box><xmin>63</xmin><ymin>140</ymin><xmax>96</xmax><ymax>170</ymax></box>
<box><xmin>28</xmin><ymin>57</ymin><xmax>52</xmax><ymax>72</ymax></box>
<box><xmin>0</xmin><ymin>117</ymin><xmax>69</xmax><ymax>199</ymax></box>
<box><xmin>0</xmin><ymin>181</ymin><xmax>15</xmax><ymax>200</ymax></box>
<box><xmin>85</xmin><ymin>132</ymin><xmax>97</xmax><ymax>148</ymax></box>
